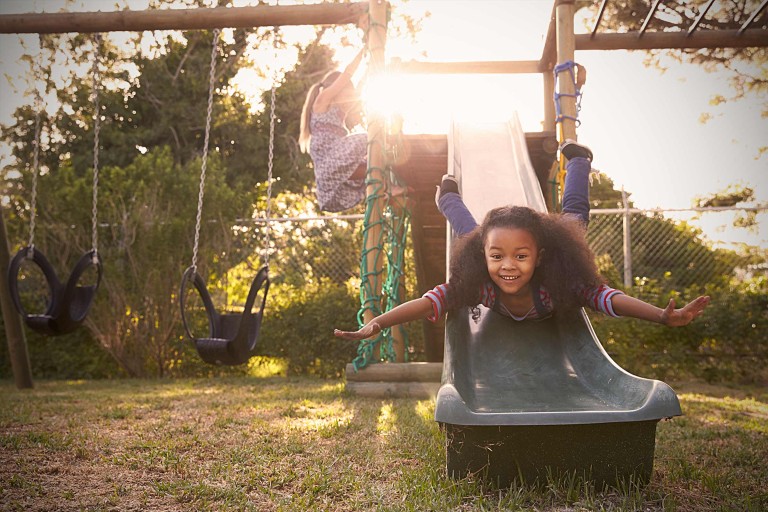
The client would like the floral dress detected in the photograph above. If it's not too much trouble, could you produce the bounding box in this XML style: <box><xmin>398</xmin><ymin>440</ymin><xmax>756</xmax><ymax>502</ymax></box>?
<box><xmin>309</xmin><ymin>106</ymin><xmax>367</xmax><ymax>212</ymax></box>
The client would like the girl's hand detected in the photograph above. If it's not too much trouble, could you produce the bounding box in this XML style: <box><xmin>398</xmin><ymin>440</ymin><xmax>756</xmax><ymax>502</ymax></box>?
<box><xmin>660</xmin><ymin>295</ymin><xmax>710</xmax><ymax>327</ymax></box>
<box><xmin>334</xmin><ymin>322</ymin><xmax>381</xmax><ymax>341</ymax></box>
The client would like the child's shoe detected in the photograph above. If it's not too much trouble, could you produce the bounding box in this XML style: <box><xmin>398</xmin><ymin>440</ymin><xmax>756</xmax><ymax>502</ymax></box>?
<box><xmin>559</xmin><ymin>139</ymin><xmax>593</xmax><ymax>162</ymax></box>
<box><xmin>435</xmin><ymin>174</ymin><xmax>459</xmax><ymax>208</ymax></box>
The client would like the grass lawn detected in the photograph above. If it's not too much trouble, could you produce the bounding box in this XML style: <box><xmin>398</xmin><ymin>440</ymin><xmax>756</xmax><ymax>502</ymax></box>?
<box><xmin>0</xmin><ymin>377</ymin><xmax>765</xmax><ymax>511</ymax></box>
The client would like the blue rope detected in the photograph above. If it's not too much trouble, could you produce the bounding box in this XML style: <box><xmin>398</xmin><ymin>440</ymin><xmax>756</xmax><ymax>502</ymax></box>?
<box><xmin>553</xmin><ymin>60</ymin><xmax>583</xmax><ymax>126</ymax></box>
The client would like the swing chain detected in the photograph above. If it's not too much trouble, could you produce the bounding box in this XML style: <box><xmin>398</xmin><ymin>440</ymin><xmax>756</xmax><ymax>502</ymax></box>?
<box><xmin>263</xmin><ymin>30</ymin><xmax>278</xmax><ymax>269</ymax></box>
<box><xmin>91</xmin><ymin>33</ymin><xmax>102</xmax><ymax>258</ymax></box>
<box><xmin>191</xmin><ymin>28</ymin><xmax>220</xmax><ymax>271</ymax></box>
<box><xmin>28</xmin><ymin>34</ymin><xmax>45</xmax><ymax>255</ymax></box>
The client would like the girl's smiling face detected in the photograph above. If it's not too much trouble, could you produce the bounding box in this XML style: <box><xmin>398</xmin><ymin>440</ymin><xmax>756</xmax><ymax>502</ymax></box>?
<box><xmin>483</xmin><ymin>227</ymin><xmax>541</xmax><ymax>297</ymax></box>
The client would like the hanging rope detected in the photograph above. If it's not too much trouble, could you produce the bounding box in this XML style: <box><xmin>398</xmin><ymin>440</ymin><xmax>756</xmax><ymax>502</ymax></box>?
<box><xmin>91</xmin><ymin>33</ymin><xmax>102</xmax><ymax>259</ymax></box>
<box><xmin>190</xmin><ymin>28</ymin><xmax>220</xmax><ymax>272</ymax></box>
<box><xmin>552</xmin><ymin>60</ymin><xmax>586</xmax><ymax>207</ymax></box>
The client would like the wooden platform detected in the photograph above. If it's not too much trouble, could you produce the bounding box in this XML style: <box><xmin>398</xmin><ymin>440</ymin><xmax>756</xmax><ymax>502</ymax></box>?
<box><xmin>345</xmin><ymin>362</ymin><xmax>442</xmax><ymax>399</ymax></box>
<box><xmin>392</xmin><ymin>132</ymin><xmax>558</xmax><ymax>362</ymax></box>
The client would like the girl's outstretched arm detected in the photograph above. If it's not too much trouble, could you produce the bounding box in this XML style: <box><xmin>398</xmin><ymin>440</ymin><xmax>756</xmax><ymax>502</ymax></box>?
<box><xmin>334</xmin><ymin>297</ymin><xmax>434</xmax><ymax>341</ymax></box>
<box><xmin>313</xmin><ymin>48</ymin><xmax>366</xmax><ymax>112</ymax></box>
<box><xmin>612</xmin><ymin>294</ymin><xmax>710</xmax><ymax>327</ymax></box>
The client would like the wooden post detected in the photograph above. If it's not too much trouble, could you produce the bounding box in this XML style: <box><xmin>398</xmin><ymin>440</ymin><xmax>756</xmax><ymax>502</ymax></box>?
<box><xmin>543</xmin><ymin>71</ymin><xmax>556</xmax><ymax>133</ymax></box>
<box><xmin>361</xmin><ymin>0</ymin><xmax>388</xmax><ymax>358</ymax></box>
<box><xmin>554</xmin><ymin>0</ymin><xmax>577</xmax><ymax>148</ymax></box>
<box><xmin>0</xmin><ymin>208</ymin><xmax>33</xmax><ymax>389</ymax></box>
<box><xmin>388</xmin><ymin>200</ymin><xmax>407</xmax><ymax>362</ymax></box>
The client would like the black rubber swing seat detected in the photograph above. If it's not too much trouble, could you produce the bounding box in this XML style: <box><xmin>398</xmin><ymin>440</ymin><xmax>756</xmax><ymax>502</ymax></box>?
<box><xmin>7</xmin><ymin>247</ymin><xmax>103</xmax><ymax>336</ymax></box>
<box><xmin>179</xmin><ymin>265</ymin><xmax>270</xmax><ymax>366</ymax></box>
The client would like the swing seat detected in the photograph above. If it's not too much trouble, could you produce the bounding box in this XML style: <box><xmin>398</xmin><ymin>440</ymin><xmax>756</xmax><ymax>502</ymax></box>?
<box><xmin>7</xmin><ymin>247</ymin><xmax>102</xmax><ymax>336</ymax></box>
<box><xmin>179</xmin><ymin>265</ymin><xmax>270</xmax><ymax>366</ymax></box>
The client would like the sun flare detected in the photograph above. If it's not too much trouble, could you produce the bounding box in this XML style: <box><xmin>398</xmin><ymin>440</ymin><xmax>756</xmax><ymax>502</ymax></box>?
<box><xmin>362</xmin><ymin>70</ymin><xmax>547</xmax><ymax>134</ymax></box>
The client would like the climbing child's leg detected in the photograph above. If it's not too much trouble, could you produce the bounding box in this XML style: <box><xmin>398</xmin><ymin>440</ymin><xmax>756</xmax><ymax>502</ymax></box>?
<box><xmin>435</xmin><ymin>175</ymin><xmax>479</xmax><ymax>236</ymax></box>
<box><xmin>559</xmin><ymin>140</ymin><xmax>593</xmax><ymax>227</ymax></box>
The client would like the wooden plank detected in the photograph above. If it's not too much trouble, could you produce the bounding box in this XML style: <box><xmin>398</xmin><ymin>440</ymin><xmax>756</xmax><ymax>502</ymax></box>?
<box><xmin>345</xmin><ymin>362</ymin><xmax>442</xmax><ymax>382</ymax></box>
<box><xmin>390</xmin><ymin>59</ymin><xmax>542</xmax><ymax>75</ymax></box>
<box><xmin>0</xmin><ymin>2</ymin><xmax>367</xmax><ymax>34</ymax></box>
<box><xmin>576</xmin><ymin>29</ymin><xmax>768</xmax><ymax>50</ymax></box>
<box><xmin>345</xmin><ymin>381</ymin><xmax>440</xmax><ymax>399</ymax></box>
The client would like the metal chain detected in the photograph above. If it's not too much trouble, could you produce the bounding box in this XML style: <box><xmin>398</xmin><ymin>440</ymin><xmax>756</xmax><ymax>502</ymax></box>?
<box><xmin>263</xmin><ymin>31</ymin><xmax>278</xmax><ymax>269</ymax></box>
<box><xmin>191</xmin><ymin>28</ymin><xmax>220</xmax><ymax>271</ymax></box>
<box><xmin>27</xmin><ymin>34</ymin><xmax>45</xmax><ymax>254</ymax></box>
<box><xmin>91</xmin><ymin>33</ymin><xmax>102</xmax><ymax>256</ymax></box>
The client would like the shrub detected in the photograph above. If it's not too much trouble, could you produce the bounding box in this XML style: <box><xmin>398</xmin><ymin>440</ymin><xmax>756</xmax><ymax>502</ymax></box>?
<box><xmin>257</xmin><ymin>279</ymin><xmax>360</xmax><ymax>378</ymax></box>
<box><xmin>589</xmin><ymin>275</ymin><xmax>768</xmax><ymax>384</ymax></box>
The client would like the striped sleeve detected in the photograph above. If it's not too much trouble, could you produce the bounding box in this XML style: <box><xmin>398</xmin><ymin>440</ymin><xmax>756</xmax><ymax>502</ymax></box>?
<box><xmin>479</xmin><ymin>282</ymin><xmax>496</xmax><ymax>309</ymax></box>
<box><xmin>581</xmin><ymin>284</ymin><xmax>625</xmax><ymax>317</ymax></box>
<box><xmin>422</xmin><ymin>283</ymin><xmax>451</xmax><ymax>322</ymax></box>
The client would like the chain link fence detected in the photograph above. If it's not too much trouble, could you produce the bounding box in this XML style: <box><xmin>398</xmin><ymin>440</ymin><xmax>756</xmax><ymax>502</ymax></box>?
<box><xmin>588</xmin><ymin>206</ymin><xmax>767</xmax><ymax>291</ymax></box>
<box><xmin>258</xmin><ymin>206</ymin><xmax>766</xmax><ymax>293</ymax></box>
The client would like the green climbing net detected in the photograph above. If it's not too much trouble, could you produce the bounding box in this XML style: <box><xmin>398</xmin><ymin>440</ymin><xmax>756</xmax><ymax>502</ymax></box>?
<box><xmin>352</xmin><ymin>134</ymin><xmax>411</xmax><ymax>371</ymax></box>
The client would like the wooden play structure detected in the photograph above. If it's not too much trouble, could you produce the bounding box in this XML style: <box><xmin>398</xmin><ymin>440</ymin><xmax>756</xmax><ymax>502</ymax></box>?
<box><xmin>1</xmin><ymin>0</ymin><xmax>766</xmax><ymax>386</ymax></box>
<box><xmin>1</xmin><ymin>0</ymin><xmax>767</xmax><ymax>487</ymax></box>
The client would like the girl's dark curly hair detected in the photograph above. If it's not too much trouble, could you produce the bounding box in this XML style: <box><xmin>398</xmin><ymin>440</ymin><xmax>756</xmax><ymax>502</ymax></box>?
<box><xmin>446</xmin><ymin>206</ymin><xmax>604</xmax><ymax>314</ymax></box>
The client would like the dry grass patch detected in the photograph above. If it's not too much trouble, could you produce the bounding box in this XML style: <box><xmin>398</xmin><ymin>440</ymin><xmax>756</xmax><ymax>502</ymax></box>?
<box><xmin>0</xmin><ymin>377</ymin><xmax>765</xmax><ymax>511</ymax></box>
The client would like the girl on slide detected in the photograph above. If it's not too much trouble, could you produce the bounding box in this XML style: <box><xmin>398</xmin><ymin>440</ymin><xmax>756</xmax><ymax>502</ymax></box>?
<box><xmin>334</xmin><ymin>140</ymin><xmax>710</xmax><ymax>340</ymax></box>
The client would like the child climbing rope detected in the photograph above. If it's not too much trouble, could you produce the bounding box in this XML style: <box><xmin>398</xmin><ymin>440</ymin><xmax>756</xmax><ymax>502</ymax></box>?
<box><xmin>299</xmin><ymin>46</ymin><xmax>369</xmax><ymax>212</ymax></box>
<box><xmin>334</xmin><ymin>140</ymin><xmax>711</xmax><ymax>340</ymax></box>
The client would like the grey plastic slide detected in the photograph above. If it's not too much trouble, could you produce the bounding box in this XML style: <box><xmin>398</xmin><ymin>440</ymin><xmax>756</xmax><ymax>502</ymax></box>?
<box><xmin>435</xmin><ymin>117</ymin><xmax>681</xmax><ymax>486</ymax></box>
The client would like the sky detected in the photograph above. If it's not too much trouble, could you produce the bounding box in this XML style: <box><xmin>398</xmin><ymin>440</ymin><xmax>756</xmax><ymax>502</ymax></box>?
<box><xmin>0</xmin><ymin>0</ymin><xmax>766</xmax><ymax>248</ymax></box>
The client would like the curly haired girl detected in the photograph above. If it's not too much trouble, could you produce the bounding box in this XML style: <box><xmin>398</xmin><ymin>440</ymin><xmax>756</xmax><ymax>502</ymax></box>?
<box><xmin>334</xmin><ymin>140</ymin><xmax>710</xmax><ymax>341</ymax></box>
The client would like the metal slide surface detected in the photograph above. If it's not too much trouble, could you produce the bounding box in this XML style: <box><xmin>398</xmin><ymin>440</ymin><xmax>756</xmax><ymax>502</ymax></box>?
<box><xmin>436</xmin><ymin>115</ymin><xmax>681</xmax><ymax>426</ymax></box>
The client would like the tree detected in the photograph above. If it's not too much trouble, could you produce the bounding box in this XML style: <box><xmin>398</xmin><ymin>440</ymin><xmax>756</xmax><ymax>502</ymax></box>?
<box><xmin>577</xmin><ymin>0</ymin><xmax>768</xmax><ymax>116</ymax></box>
<box><xmin>1</xmin><ymin>28</ymin><xmax>257</xmax><ymax>376</ymax></box>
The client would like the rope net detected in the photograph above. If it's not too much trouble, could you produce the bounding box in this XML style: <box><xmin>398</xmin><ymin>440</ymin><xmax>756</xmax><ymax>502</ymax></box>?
<box><xmin>351</xmin><ymin>5</ymin><xmax>411</xmax><ymax>371</ymax></box>
<box><xmin>352</xmin><ymin>138</ymin><xmax>411</xmax><ymax>371</ymax></box>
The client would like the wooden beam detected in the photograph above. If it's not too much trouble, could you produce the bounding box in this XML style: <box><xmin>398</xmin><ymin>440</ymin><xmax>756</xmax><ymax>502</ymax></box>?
<box><xmin>345</xmin><ymin>362</ymin><xmax>442</xmax><ymax>382</ymax></box>
<box><xmin>540</xmin><ymin>3</ymin><xmax>557</xmax><ymax>71</ymax></box>
<box><xmin>0</xmin><ymin>2</ymin><xmax>367</xmax><ymax>34</ymax></box>
<box><xmin>345</xmin><ymin>380</ymin><xmax>440</xmax><ymax>399</ymax></box>
<box><xmin>575</xmin><ymin>28</ymin><xmax>768</xmax><ymax>50</ymax></box>
<box><xmin>543</xmin><ymin>71</ymin><xmax>556</xmax><ymax>133</ymax></box>
<box><xmin>389</xmin><ymin>59</ymin><xmax>541</xmax><ymax>74</ymax></box>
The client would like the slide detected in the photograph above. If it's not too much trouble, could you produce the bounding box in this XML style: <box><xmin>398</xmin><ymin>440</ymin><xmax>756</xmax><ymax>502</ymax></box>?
<box><xmin>435</xmin><ymin>114</ymin><xmax>682</xmax><ymax>487</ymax></box>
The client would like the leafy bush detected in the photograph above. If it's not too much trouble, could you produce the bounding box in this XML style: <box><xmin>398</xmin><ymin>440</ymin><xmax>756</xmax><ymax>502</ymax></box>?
<box><xmin>589</xmin><ymin>275</ymin><xmax>768</xmax><ymax>384</ymax></box>
<box><xmin>0</xmin><ymin>318</ymin><xmax>122</xmax><ymax>380</ymax></box>
<box><xmin>257</xmin><ymin>279</ymin><xmax>360</xmax><ymax>378</ymax></box>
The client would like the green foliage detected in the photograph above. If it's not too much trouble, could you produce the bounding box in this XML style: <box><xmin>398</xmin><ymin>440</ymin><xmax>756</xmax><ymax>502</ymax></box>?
<box><xmin>575</xmin><ymin>0</ymin><xmax>768</xmax><ymax>115</ymax></box>
<box><xmin>0</xmin><ymin>317</ymin><xmax>121</xmax><ymax>380</ymax></box>
<box><xmin>590</xmin><ymin>275</ymin><xmax>768</xmax><ymax>384</ymax></box>
<box><xmin>258</xmin><ymin>280</ymin><xmax>359</xmax><ymax>378</ymax></box>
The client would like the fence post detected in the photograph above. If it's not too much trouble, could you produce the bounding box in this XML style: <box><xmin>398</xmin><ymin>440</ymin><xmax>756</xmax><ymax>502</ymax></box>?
<box><xmin>622</xmin><ymin>187</ymin><xmax>632</xmax><ymax>289</ymax></box>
